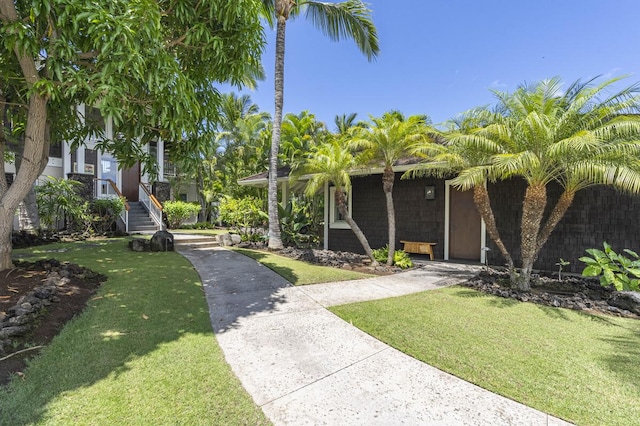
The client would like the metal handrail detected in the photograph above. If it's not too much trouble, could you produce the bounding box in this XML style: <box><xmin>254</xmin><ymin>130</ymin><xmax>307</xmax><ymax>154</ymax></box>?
<box><xmin>94</xmin><ymin>178</ymin><xmax>130</xmax><ymax>232</ymax></box>
<box><xmin>139</xmin><ymin>182</ymin><xmax>164</xmax><ymax>230</ymax></box>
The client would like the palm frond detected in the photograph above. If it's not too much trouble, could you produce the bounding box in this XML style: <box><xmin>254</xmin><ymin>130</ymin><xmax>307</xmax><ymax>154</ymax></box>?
<box><xmin>302</xmin><ymin>0</ymin><xmax>379</xmax><ymax>61</ymax></box>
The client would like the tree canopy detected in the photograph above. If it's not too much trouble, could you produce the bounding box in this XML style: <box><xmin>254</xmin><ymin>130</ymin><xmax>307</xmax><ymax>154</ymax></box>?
<box><xmin>0</xmin><ymin>0</ymin><xmax>266</xmax><ymax>269</ymax></box>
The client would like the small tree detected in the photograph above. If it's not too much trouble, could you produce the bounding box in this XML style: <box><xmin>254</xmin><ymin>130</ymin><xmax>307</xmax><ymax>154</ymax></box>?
<box><xmin>302</xmin><ymin>139</ymin><xmax>378</xmax><ymax>265</ymax></box>
<box><xmin>35</xmin><ymin>177</ymin><xmax>87</xmax><ymax>230</ymax></box>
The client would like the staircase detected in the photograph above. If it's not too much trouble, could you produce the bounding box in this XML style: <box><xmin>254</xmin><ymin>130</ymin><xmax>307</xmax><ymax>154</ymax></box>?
<box><xmin>128</xmin><ymin>201</ymin><xmax>160</xmax><ymax>233</ymax></box>
<box><xmin>173</xmin><ymin>234</ymin><xmax>220</xmax><ymax>250</ymax></box>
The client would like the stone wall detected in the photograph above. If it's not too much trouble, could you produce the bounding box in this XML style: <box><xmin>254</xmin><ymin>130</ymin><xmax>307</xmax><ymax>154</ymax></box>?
<box><xmin>152</xmin><ymin>181</ymin><xmax>171</xmax><ymax>203</ymax></box>
<box><xmin>67</xmin><ymin>173</ymin><xmax>94</xmax><ymax>201</ymax></box>
<box><xmin>328</xmin><ymin>174</ymin><xmax>447</xmax><ymax>258</ymax></box>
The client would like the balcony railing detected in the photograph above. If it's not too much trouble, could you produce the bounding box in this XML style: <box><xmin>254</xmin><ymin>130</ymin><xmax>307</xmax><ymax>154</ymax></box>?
<box><xmin>163</xmin><ymin>160</ymin><xmax>176</xmax><ymax>178</ymax></box>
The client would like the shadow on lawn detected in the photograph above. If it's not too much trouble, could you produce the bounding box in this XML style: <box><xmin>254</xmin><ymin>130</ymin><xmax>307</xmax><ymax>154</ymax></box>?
<box><xmin>179</xmin><ymin>247</ymin><xmax>295</xmax><ymax>334</ymax></box>
<box><xmin>0</xmin><ymin>240</ymin><xmax>241</xmax><ymax>425</ymax></box>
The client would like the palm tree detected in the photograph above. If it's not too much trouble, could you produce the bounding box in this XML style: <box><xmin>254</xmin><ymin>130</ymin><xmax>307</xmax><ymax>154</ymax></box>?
<box><xmin>334</xmin><ymin>112</ymin><xmax>359</xmax><ymax>135</ymax></box>
<box><xmin>350</xmin><ymin>112</ymin><xmax>430</xmax><ymax>265</ymax></box>
<box><xmin>481</xmin><ymin>76</ymin><xmax>640</xmax><ymax>290</ymax></box>
<box><xmin>280</xmin><ymin>110</ymin><xmax>327</xmax><ymax>172</ymax></box>
<box><xmin>303</xmin><ymin>139</ymin><xmax>378</xmax><ymax>265</ymax></box>
<box><xmin>408</xmin><ymin>108</ymin><xmax>516</xmax><ymax>277</ymax></box>
<box><xmin>260</xmin><ymin>0</ymin><xmax>379</xmax><ymax>250</ymax></box>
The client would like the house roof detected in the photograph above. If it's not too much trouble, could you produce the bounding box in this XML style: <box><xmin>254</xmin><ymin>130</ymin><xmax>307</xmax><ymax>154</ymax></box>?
<box><xmin>237</xmin><ymin>158</ymin><xmax>425</xmax><ymax>188</ymax></box>
<box><xmin>238</xmin><ymin>165</ymin><xmax>293</xmax><ymax>187</ymax></box>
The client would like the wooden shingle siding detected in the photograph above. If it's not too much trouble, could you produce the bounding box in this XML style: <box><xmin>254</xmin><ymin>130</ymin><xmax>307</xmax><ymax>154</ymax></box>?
<box><xmin>328</xmin><ymin>173</ymin><xmax>447</xmax><ymax>258</ymax></box>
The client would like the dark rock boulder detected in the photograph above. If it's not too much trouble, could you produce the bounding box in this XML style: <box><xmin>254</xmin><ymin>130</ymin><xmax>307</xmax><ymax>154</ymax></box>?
<box><xmin>608</xmin><ymin>291</ymin><xmax>640</xmax><ymax>315</ymax></box>
<box><xmin>150</xmin><ymin>230</ymin><xmax>174</xmax><ymax>252</ymax></box>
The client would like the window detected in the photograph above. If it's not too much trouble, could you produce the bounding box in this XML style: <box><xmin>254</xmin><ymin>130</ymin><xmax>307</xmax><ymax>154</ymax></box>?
<box><xmin>179</xmin><ymin>193</ymin><xmax>188</xmax><ymax>202</ymax></box>
<box><xmin>329</xmin><ymin>187</ymin><xmax>352</xmax><ymax>229</ymax></box>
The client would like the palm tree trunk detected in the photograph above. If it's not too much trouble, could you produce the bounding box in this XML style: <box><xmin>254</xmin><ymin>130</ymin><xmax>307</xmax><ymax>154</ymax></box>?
<box><xmin>336</xmin><ymin>189</ymin><xmax>378</xmax><ymax>266</ymax></box>
<box><xmin>267</xmin><ymin>12</ymin><xmax>287</xmax><ymax>250</ymax></box>
<box><xmin>517</xmin><ymin>183</ymin><xmax>547</xmax><ymax>290</ymax></box>
<box><xmin>536</xmin><ymin>191</ymin><xmax>575</xmax><ymax>253</ymax></box>
<box><xmin>472</xmin><ymin>185</ymin><xmax>515</xmax><ymax>276</ymax></box>
<box><xmin>382</xmin><ymin>166</ymin><xmax>395</xmax><ymax>266</ymax></box>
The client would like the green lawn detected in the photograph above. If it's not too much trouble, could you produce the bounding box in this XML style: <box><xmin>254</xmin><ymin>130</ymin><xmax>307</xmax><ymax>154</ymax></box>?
<box><xmin>1</xmin><ymin>239</ymin><xmax>268</xmax><ymax>425</ymax></box>
<box><xmin>330</xmin><ymin>286</ymin><xmax>640</xmax><ymax>426</ymax></box>
<box><xmin>233</xmin><ymin>248</ymin><xmax>373</xmax><ymax>285</ymax></box>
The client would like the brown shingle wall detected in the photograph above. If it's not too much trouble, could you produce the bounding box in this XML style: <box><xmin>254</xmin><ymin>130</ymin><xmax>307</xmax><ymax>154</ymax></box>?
<box><xmin>487</xmin><ymin>179</ymin><xmax>640</xmax><ymax>273</ymax></box>
<box><xmin>328</xmin><ymin>173</ymin><xmax>447</xmax><ymax>258</ymax></box>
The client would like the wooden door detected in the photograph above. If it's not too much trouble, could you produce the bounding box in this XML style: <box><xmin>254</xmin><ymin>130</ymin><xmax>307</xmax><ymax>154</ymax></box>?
<box><xmin>449</xmin><ymin>187</ymin><xmax>481</xmax><ymax>260</ymax></box>
<box><xmin>121</xmin><ymin>162</ymin><xmax>140</xmax><ymax>202</ymax></box>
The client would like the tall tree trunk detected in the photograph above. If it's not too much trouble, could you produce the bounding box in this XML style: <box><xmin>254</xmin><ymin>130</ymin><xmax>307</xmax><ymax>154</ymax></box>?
<box><xmin>517</xmin><ymin>183</ymin><xmax>547</xmax><ymax>290</ymax></box>
<box><xmin>0</xmin><ymin>93</ymin><xmax>8</xmax><ymax>197</ymax></box>
<box><xmin>0</xmin><ymin>93</ymin><xmax>49</xmax><ymax>270</ymax></box>
<box><xmin>382</xmin><ymin>166</ymin><xmax>395</xmax><ymax>266</ymax></box>
<box><xmin>267</xmin><ymin>12</ymin><xmax>287</xmax><ymax>250</ymax></box>
<box><xmin>472</xmin><ymin>185</ymin><xmax>515</xmax><ymax>277</ymax></box>
<box><xmin>335</xmin><ymin>189</ymin><xmax>377</xmax><ymax>266</ymax></box>
<box><xmin>536</xmin><ymin>190</ymin><xmax>575</xmax><ymax>253</ymax></box>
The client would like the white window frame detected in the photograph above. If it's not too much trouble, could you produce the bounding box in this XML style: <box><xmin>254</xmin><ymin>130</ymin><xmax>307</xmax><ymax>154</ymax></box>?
<box><xmin>329</xmin><ymin>186</ymin><xmax>352</xmax><ymax>229</ymax></box>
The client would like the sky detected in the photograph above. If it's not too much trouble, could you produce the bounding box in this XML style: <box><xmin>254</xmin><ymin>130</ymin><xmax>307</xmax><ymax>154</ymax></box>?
<box><xmin>225</xmin><ymin>0</ymin><xmax>640</xmax><ymax>130</ymax></box>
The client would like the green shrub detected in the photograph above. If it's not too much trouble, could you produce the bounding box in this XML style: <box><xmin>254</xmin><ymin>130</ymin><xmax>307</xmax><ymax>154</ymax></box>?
<box><xmin>163</xmin><ymin>200</ymin><xmax>201</xmax><ymax>229</ymax></box>
<box><xmin>36</xmin><ymin>177</ymin><xmax>88</xmax><ymax>230</ymax></box>
<box><xmin>218</xmin><ymin>196</ymin><xmax>267</xmax><ymax>240</ymax></box>
<box><xmin>179</xmin><ymin>222</ymin><xmax>216</xmax><ymax>230</ymax></box>
<box><xmin>372</xmin><ymin>245</ymin><xmax>414</xmax><ymax>269</ymax></box>
<box><xmin>89</xmin><ymin>197</ymin><xmax>125</xmax><ymax>234</ymax></box>
<box><xmin>580</xmin><ymin>242</ymin><xmax>640</xmax><ymax>292</ymax></box>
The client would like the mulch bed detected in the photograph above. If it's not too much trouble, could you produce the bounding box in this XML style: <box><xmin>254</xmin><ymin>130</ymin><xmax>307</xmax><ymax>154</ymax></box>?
<box><xmin>0</xmin><ymin>260</ymin><xmax>105</xmax><ymax>385</ymax></box>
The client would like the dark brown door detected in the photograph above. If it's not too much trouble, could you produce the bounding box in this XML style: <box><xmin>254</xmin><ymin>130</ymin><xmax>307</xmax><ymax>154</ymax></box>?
<box><xmin>121</xmin><ymin>162</ymin><xmax>140</xmax><ymax>202</ymax></box>
<box><xmin>449</xmin><ymin>187</ymin><xmax>481</xmax><ymax>260</ymax></box>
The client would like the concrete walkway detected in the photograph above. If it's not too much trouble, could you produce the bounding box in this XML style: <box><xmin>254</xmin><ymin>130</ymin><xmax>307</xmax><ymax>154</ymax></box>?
<box><xmin>179</xmin><ymin>246</ymin><xmax>572</xmax><ymax>426</ymax></box>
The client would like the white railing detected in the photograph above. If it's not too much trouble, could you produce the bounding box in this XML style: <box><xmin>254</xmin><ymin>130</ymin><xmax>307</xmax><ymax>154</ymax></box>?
<box><xmin>94</xmin><ymin>178</ymin><xmax>130</xmax><ymax>232</ymax></box>
<box><xmin>139</xmin><ymin>183</ymin><xmax>164</xmax><ymax>230</ymax></box>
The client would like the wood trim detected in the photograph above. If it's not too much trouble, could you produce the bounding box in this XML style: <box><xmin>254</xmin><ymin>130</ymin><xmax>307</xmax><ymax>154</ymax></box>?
<box><xmin>94</xmin><ymin>178</ymin><xmax>130</xmax><ymax>211</ymax></box>
<box><xmin>139</xmin><ymin>183</ymin><xmax>163</xmax><ymax>210</ymax></box>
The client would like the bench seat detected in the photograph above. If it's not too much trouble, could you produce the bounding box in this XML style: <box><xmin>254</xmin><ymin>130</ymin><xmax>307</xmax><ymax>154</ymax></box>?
<box><xmin>400</xmin><ymin>241</ymin><xmax>436</xmax><ymax>260</ymax></box>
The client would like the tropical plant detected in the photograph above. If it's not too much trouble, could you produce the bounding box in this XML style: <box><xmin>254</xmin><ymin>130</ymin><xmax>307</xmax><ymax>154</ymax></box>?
<box><xmin>350</xmin><ymin>111</ymin><xmax>431</xmax><ymax>265</ymax></box>
<box><xmin>555</xmin><ymin>258</ymin><xmax>570</xmax><ymax>281</ymax></box>
<box><xmin>372</xmin><ymin>245</ymin><xmax>413</xmax><ymax>269</ymax></box>
<box><xmin>260</xmin><ymin>0</ymin><xmax>379</xmax><ymax>250</ymax></box>
<box><xmin>580</xmin><ymin>242</ymin><xmax>640</xmax><ymax>292</ymax></box>
<box><xmin>302</xmin><ymin>139</ymin><xmax>377</xmax><ymax>265</ymax></box>
<box><xmin>35</xmin><ymin>177</ymin><xmax>87</xmax><ymax>230</ymax></box>
<box><xmin>280</xmin><ymin>111</ymin><xmax>328</xmax><ymax>172</ymax></box>
<box><xmin>279</xmin><ymin>195</ymin><xmax>323</xmax><ymax>248</ymax></box>
<box><xmin>408</xmin><ymin>107</ymin><xmax>516</xmax><ymax>278</ymax></box>
<box><xmin>215</xmin><ymin>93</ymin><xmax>271</xmax><ymax>199</ymax></box>
<box><xmin>162</xmin><ymin>201</ymin><xmax>201</xmax><ymax>229</ymax></box>
<box><xmin>218</xmin><ymin>196</ymin><xmax>268</xmax><ymax>241</ymax></box>
<box><xmin>0</xmin><ymin>0</ymin><xmax>265</xmax><ymax>270</ymax></box>
<box><xmin>416</xmin><ymin>77</ymin><xmax>640</xmax><ymax>290</ymax></box>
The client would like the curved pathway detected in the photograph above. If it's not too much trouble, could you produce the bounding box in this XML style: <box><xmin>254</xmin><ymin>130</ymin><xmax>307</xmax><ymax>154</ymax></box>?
<box><xmin>179</xmin><ymin>246</ymin><xmax>572</xmax><ymax>426</ymax></box>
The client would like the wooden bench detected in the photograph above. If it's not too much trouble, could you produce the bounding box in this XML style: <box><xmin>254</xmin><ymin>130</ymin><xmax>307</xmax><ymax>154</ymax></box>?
<box><xmin>400</xmin><ymin>241</ymin><xmax>436</xmax><ymax>260</ymax></box>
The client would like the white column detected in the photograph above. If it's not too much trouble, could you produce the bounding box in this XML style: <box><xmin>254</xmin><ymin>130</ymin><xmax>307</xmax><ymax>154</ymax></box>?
<box><xmin>323</xmin><ymin>181</ymin><xmax>329</xmax><ymax>250</ymax></box>
<box><xmin>62</xmin><ymin>141</ymin><xmax>72</xmax><ymax>177</ymax></box>
<box><xmin>157</xmin><ymin>139</ymin><xmax>165</xmax><ymax>182</ymax></box>
<box><xmin>77</xmin><ymin>147</ymin><xmax>85</xmax><ymax>174</ymax></box>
